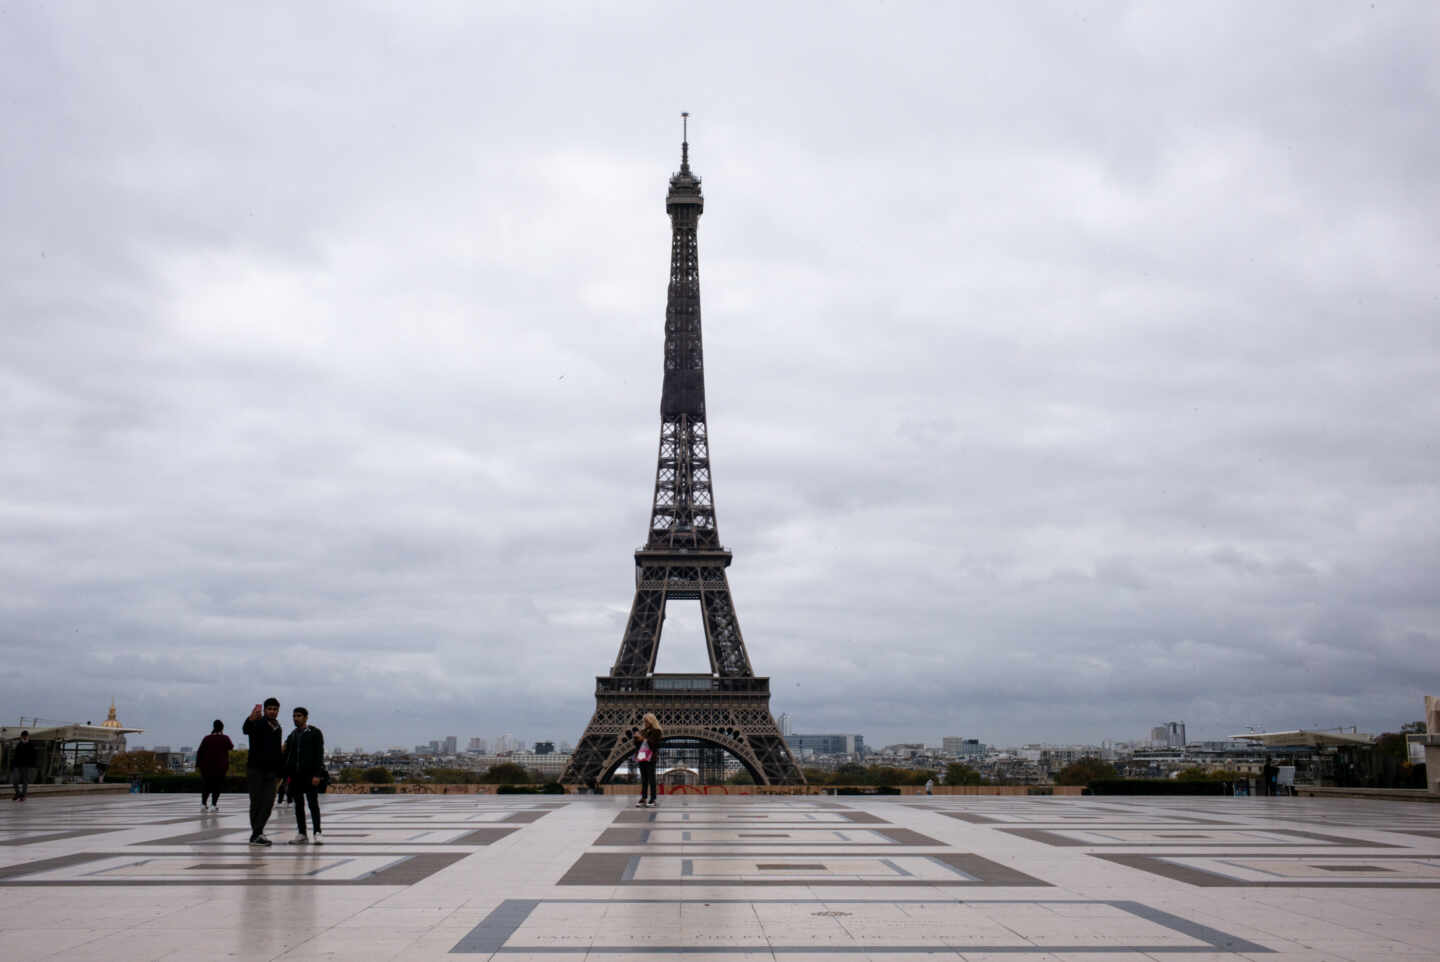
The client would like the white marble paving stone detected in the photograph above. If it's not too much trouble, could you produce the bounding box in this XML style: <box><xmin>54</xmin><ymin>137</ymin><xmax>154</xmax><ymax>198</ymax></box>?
<box><xmin>0</xmin><ymin>793</ymin><xmax>1438</xmax><ymax>959</ymax></box>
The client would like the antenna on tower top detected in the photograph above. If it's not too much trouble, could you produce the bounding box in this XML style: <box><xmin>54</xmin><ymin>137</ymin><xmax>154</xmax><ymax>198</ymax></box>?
<box><xmin>681</xmin><ymin>111</ymin><xmax>690</xmax><ymax>170</ymax></box>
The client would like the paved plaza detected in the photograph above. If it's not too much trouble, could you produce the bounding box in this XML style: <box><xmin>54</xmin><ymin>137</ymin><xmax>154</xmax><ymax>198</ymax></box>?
<box><xmin>0</xmin><ymin>792</ymin><xmax>1437</xmax><ymax>960</ymax></box>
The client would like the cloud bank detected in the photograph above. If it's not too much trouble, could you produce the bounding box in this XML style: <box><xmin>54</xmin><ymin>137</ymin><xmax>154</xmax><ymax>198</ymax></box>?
<box><xmin>2</xmin><ymin>3</ymin><xmax>1437</xmax><ymax>750</ymax></box>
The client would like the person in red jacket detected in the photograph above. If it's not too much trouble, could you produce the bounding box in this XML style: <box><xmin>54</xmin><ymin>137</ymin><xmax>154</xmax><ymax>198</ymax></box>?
<box><xmin>196</xmin><ymin>720</ymin><xmax>233</xmax><ymax>813</ymax></box>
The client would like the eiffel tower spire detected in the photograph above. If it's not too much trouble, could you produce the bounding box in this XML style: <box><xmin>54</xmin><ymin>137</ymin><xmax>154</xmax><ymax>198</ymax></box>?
<box><xmin>562</xmin><ymin>120</ymin><xmax>804</xmax><ymax>786</ymax></box>
<box><xmin>651</xmin><ymin>117</ymin><xmax>716</xmax><ymax>553</ymax></box>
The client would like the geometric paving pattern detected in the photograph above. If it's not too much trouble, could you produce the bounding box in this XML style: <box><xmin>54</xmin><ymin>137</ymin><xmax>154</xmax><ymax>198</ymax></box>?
<box><xmin>137</xmin><ymin>826</ymin><xmax>525</xmax><ymax>846</ymax></box>
<box><xmin>1092</xmin><ymin>852</ymin><xmax>1440</xmax><ymax>887</ymax></box>
<box><xmin>0</xmin><ymin>850</ymin><xmax>468</xmax><ymax>885</ymax></box>
<box><xmin>1</xmin><ymin>792</ymin><xmax>1438</xmax><ymax>959</ymax></box>
<box><xmin>450</xmin><ymin>897</ymin><xmax>1274</xmax><ymax>953</ymax></box>
<box><xmin>997</xmin><ymin>827</ymin><xmax>1400</xmax><ymax>848</ymax></box>
<box><xmin>558</xmin><ymin>850</ymin><xmax>1050</xmax><ymax>886</ymax></box>
<box><xmin>593</xmin><ymin>826</ymin><xmax>944</xmax><ymax>846</ymax></box>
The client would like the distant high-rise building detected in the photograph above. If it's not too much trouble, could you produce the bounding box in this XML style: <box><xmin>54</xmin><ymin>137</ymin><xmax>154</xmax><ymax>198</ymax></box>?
<box><xmin>787</xmin><ymin>734</ymin><xmax>864</xmax><ymax>756</ymax></box>
<box><xmin>428</xmin><ymin>740</ymin><xmax>440</xmax><ymax>754</ymax></box>
<box><xmin>778</xmin><ymin>713</ymin><xmax>793</xmax><ymax>737</ymax></box>
<box><xmin>1151</xmin><ymin>722</ymin><xmax>1186</xmax><ymax>748</ymax></box>
<box><xmin>443</xmin><ymin>736</ymin><xmax>458</xmax><ymax>755</ymax></box>
<box><xmin>467</xmin><ymin>737</ymin><xmax>487</xmax><ymax>753</ymax></box>
<box><xmin>942</xmin><ymin>736</ymin><xmax>964</xmax><ymax>754</ymax></box>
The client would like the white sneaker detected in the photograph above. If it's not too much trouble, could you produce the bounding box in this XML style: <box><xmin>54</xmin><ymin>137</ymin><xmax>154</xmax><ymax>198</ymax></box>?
<box><xmin>635</xmin><ymin>800</ymin><xmax>647</xmax><ymax>807</ymax></box>
<box><xmin>312</xmin><ymin>832</ymin><xmax>323</xmax><ymax>845</ymax></box>
<box><xmin>289</xmin><ymin>833</ymin><xmax>309</xmax><ymax>845</ymax></box>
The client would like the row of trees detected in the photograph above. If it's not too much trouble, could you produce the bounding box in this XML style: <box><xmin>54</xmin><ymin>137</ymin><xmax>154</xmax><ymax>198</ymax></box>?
<box><xmin>337</xmin><ymin>763</ymin><xmax>543</xmax><ymax>785</ymax></box>
<box><xmin>120</xmin><ymin>753</ymin><xmax>1372</xmax><ymax>790</ymax></box>
<box><xmin>108</xmin><ymin>753</ymin><xmax>550</xmax><ymax>786</ymax></box>
<box><xmin>792</xmin><ymin>763</ymin><xmax>989</xmax><ymax>787</ymax></box>
<box><xmin>106</xmin><ymin>754</ymin><xmax>1067</xmax><ymax>788</ymax></box>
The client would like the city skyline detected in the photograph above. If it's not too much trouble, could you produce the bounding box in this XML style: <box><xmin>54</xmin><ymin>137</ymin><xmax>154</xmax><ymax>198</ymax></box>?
<box><xmin>3</xmin><ymin>5</ymin><xmax>1438</xmax><ymax>754</ymax></box>
<box><xmin>111</xmin><ymin>707</ymin><xmax>1415</xmax><ymax>760</ymax></box>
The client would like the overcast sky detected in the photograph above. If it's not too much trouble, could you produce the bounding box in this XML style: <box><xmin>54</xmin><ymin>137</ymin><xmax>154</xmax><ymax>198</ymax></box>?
<box><xmin>3</xmin><ymin>3</ymin><xmax>1438</xmax><ymax>754</ymax></box>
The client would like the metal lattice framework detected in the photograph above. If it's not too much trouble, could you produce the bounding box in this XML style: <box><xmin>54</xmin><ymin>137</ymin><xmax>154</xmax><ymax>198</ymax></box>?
<box><xmin>563</xmin><ymin>121</ymin><xmax>803</xmax><ymax>786</ymax></box>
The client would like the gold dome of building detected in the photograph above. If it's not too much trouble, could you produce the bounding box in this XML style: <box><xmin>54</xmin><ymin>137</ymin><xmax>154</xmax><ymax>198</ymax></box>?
<box><xmin>100</xmin><ymin>700</ymin><xmax>124</xmax><ymax>729</ymax></box>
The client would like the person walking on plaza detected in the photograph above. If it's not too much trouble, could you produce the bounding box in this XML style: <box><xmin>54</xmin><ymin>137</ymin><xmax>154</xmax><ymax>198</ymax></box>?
<box><xmin>196</xmin><ymin>720</ymin><xmax>233</xmax><ymax>813</ymax></box>
<box><xmin>9</xmin><ymin>731</ymin><xmax>38</xmax><ymax>802</ymax></box>
<box><xmin>632</xmin><ymin>713</ymin><xmax>662</xmax><ymax>808</ymax></box>
<box><xmin>284</xmin><ymin>707</ymin><xmax>326</xmax><ymax>845</ymax></box>
<box><xmin>242</xmin><ymin>698</ymin><xmax>284</xmax><ymax>846</ymax></box>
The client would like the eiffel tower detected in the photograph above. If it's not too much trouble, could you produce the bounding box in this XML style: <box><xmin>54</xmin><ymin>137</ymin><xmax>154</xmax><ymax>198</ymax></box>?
<box><xmin>562</xmin><ymin>119</ymin><xmax>804</xmax><ymax>786</ymax></box>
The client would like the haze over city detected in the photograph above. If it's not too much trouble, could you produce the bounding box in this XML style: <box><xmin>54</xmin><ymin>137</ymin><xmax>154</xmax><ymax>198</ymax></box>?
<box><xmin>3</xmin><ymin>3</ymin><xmax>1438</xmax><ymax>752</ymax></box>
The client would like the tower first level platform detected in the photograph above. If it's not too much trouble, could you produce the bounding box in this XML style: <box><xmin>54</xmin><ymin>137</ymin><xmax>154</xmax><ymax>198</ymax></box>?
<box><xmin>565</xmin><ymin>675</ymin><xmax>801</xmax><ymax>786</ymax></box>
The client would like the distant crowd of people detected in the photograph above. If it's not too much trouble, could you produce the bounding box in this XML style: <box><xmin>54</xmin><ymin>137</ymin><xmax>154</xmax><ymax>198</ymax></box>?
<box><xmin>194</xmin><ymin>698</ymin><xmax>327</xmax><ymax>847</ymax></box>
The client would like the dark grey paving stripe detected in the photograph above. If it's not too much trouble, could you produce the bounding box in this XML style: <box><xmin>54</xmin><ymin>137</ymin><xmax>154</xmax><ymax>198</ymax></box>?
<box><xmin>940</xmin><ymin>812</ymin><xmax>1237</xmax><ymax>826</ymax></box>
<box><xmin>454</xmin><ymin>827</ymin><xmax>520</xmax><ymax>845</ymax></box>
<box><xmin>450</xmin><ymin>898</ymin><xmax>1265</xmax><ymax>954</ymax></box>
<box><xmin>137</xmin><ymin>828</ymin><xmax>233</xmax><ymax>845</ymax></box>
<box><xmin>1092</xmin><ymin>852</ymin><xmax>1440</xmax><ymax>888</ymax></box>
<box><xmin>138</xmin><ymin>827</ymin><xmax>516</xmax><ymax>846</ymax></box>
<box><xmin>592</xmin><ymin>833</ymin><xmax>941</xmax><ymax>848</ymax></box>
<box><xmin>613</xmin><ymin>810</ymin><xmax>885</xmax><ymax>826</ymax></box>
<box><xmin>0</xmin><ymin>851</ymin><xmax>468</xmax><ymax>886</ymax></box>
<box><xmin>1002</xmin><ymin>827</ymin><xmax>1396</xmax><ymax>848</ymax></box>
<box><xmin>557</xmin><ymin>851</ymin><xmax>1050</xmax><ymax>887</ymax></box>
<box><xmin>450</xmin><ymin>898</ymin><xmax>540</xmax><ymax>954</ymax></box>
<box><xmin>0</xmin><ymin>852</ymin><xmax>107</xmax><ymax>879</ymax></box>
<box><xmin>0</xmin><ymin>828</ymin><xmax>112</xmax><ymax>846</ymax></box>
<box><xmin>414</xmin><ymin>897</ymin><xmax>1201</xmax><ymax>903</ymax></box>
<box><xmin>493</xmin><ymin>947</ymin><xmax>1254</xmax><ymax>954</ymax></box>
<box><xmin>880</xmin><ymin>827</ymin><xmax>945</xmax><ymax>845</ymax></box>
<box><xmin>1114</xmin><ymin>900</ymin><xmax>1272</xmax><ymax>953</ymax></box>
<box><xmin>501</xmin><ymin>810</ymin><xmax>551</xmax><ymax>823</ymax></box>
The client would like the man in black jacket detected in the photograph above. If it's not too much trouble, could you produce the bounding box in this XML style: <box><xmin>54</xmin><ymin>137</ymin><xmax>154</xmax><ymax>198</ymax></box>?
<box><xmin>283</xmin><ymin>707</ymin><xmax>326</xmax><ymax>844</ymax></box>
<box><xmin>9</xmin><ymin>731</ymin><xmax>38</xmax><ymax>802</ymax></box>
<box><xmin>241</xmin><ymin>698</ymin><xmax>283</xmax><ymax>845</ymax></box>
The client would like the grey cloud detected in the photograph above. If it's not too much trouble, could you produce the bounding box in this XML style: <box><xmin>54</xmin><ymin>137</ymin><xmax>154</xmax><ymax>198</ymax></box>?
<box><xmin>2</xmin><ymin>3</ymin><xmax>1438</xmax><ymax>751</ymax></box>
